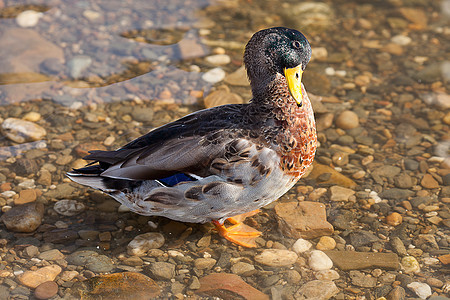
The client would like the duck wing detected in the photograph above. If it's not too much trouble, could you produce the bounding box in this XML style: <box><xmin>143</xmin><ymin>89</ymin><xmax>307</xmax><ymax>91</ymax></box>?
<box><xmin>73</xmin><ymin>104</ymin><xmax>247</xmax><ymax>181</ymax></box>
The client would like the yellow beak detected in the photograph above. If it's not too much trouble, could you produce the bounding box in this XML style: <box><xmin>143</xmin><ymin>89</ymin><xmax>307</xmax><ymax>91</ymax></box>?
<box><xmin>284</xmin><ymin>64</ymin><xmax>303</xmax><ymax>106</ymax></box>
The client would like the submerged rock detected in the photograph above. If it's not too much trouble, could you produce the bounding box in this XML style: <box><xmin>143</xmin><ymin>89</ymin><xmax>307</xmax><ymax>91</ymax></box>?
<box><xmin>2</xmin><ymin>118</ymin><xmax>46</xmax><ymax>143</ymax></box>
<box><xmin>1</xmin><ymin>202</ymin><xmax>44</xmax><ymax>233</ymax></box>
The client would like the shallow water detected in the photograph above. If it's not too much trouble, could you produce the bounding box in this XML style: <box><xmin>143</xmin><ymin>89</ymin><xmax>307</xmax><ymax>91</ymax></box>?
<box><xmin>0</xmin><ymin>0</ymin><xmax>449</xmax><ymax>299</ymax></box>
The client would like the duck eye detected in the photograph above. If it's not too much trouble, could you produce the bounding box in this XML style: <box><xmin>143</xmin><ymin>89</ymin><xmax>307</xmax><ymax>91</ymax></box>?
<box><xmin>292</xmin><ymin>40</ymin><xmax>301</xmax><ymax>49</ymax></box>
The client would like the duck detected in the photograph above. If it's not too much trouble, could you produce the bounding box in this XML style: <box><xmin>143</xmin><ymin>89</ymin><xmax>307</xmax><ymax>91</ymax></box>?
<box><xmin>67</xmin><ymin>27</ymin><xmax>317</xmax><ymax>248</ymax></box>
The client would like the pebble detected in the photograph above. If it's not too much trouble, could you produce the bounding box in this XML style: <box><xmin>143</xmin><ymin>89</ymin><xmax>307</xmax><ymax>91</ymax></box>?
<box><xmin>324</xmin><ymin>251</ymin><xmax>399</xmax><ymax>270</ymax></box>
<box><xmin>254</xmin><ymin>249</ymin><xmax>298</xmax><ymax>267</ymax></box>
<box><xmin>15</xmin><ymin>189</ymin><xmax>38</xmax><ymax>205</ymax></box>
<box><xmin>23</xmin><ymin>112</ymin><xmax>41</xmax><ymax>122</ymax></box>
<box><xmin>292</xmin><ymin>238</ymin><xmax>312</xmax><ymax>254</ymax></box>
<box><xmin>201</xmin><ymin>67</ymin><xmax>226</xmax><ymax>83</ymax></box>
<box><xmin>275</xmin><ymin>201</ymin><xmax>334</xmax><ymax>239</ymax></box>
<box><xmin>308</xmin><ymin>250</ymin><xmax>333</xmax><ymax>271</ymax></box>
<box><xmin>127</xmin><ymin>232</ymin><xmax>165</xmax><ymax>256</ymax></box>
<box><xmin>421</xmin><ymin>174</ymin><xmax>439</xmax><ymax>189</ymax></box>
<box><xmin>66</xmin><ymin>250</ymin><xmax>114</xmax><ymax>273</ymax></box>
<box><xmin>145</xmin><ymin>261</ymin><xmax>175</xmax><ymax>280</ymax></box>
<box><xmin>231</xmin><ymin>262</ymin><xmax>255</xmax><ymax>276</ymax></box>
<box><xmin>1</xmin><ymin>202</ymin><xmax>44</xmax><ymax>233</ymax></box>
<box><xmin>350</xmin><ymin>270</ymin><xmax>377</xmax><ymax>287</ymax></box>
<box><xmin>75</xmin><ymin>272</ymin><xmax>160</xmax><ymax>299</ymax></box>
<box><xmin>391</xmin><ymin>34</ymin><xmax>412</xmax><ymax>45</ymax></box>
<box><xmin>38</xmin><ymin>249</ymin><xmax>64</xmax><ymax>261</ymax></box>
<box><xmin>386</xmin><ymin>212</ymin><xmax>403</xmax><ymax>226</ymax></box>
<box><xmin>18</xmin><ymin>265</ymin><xmax>61</xmax><ymax>288</ymax></box>
<box><xmin>34</xmin><ymin>281</ymin><xmax>58</xmax><ymax>300</ymax></box>
<box><xmin>196</xmin><ymin>273</ymin><xmax>269</xmax><ymax>300</ymax></box>
<box><xmin>67</xmin><ymin>55</ymin><xmax>92</xmax><ymax>79</ymax></box>
<box><xmin>407</xmin><ymin>282</ymin><xmax>432</xmax><ymax>299</ymax></box>
<box><xmin>316</xmin><ymin>236</ymin><xmax>336</xmax><ymax>250</ymax></box>
<box><xmin>53</xmin><ymin>199</ymin><xmax>85</xmax><ymax>216</ymax></box>
<box><xmin>194</xmin><ymin>258</ymin><xmax>217</xmax><ymax>270</ymax></box>
<box><xmin>294</xmin><ymin>280</ymin><xmax>339</xmax><ymax>300</ymax></box>
<box><xmin>16</xmin><ymin>10</ymin><xmax>43</xmax><ymax>28</ymax></box>
<box><xmin>315</xmin><ymin>269</ymin><xmax>340</xmax><ymax>281</ymax></box>
<box><xmin>205</xmin><ymin>54</ymin><xmax>231</xmax><ymax>65</ymax></box>
<box><xmin>330</xmin><ymin>185</ymin><xmax>355</xmax><ymax>201</ymax></box>
<box><xmin>401</xmin><ymin>256</ymin><xmax>420</xmax><ymax>274</ymax></box>
<box><xmin>390</xmin><ymin>237</ymin><xmax>407</xmax><ymax>256</ymax></box>
<box><xmin>335</xmin><ymin>110</ymin><xmax>359</xmax><ymax>129</ymax></box>
<box><xmin>2</xmin><ymin>118</ymin><xmax>47</xmax><ymax>143</ymax></box>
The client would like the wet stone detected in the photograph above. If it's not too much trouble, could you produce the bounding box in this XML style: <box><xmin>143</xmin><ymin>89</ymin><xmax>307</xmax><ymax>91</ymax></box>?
<box><xmin>294</xmin><ymin>280</ymin><xmax>339</xmax><ymax>300</ymax></box>
<box><xmin>292</xmin><ymin>238</ymin><xmax>312</xmax><ymax>254</ymax></box>
<box><xmin>349</xmin><ymin>230</ymin><xmax>379</xmax><ymax>247</ymax></box>
<box><xmin>53</xmin><ymin>199</ymin><xmax>85</xmax><ymax>216</ymax></box>
<box><xmin>1</xmin><ymin>202</ymin><xmax>44</xmax><ymax>233</ymax></box>
<box><xmin>324</xmin><ymin>251</ymin><xmax>399</xmax><ymax>271</ymax></box>
<box><xmin>144</xmin><ymin>261</ymin><xmax>175</xmax><ymax>281</ymax></box>
<box><xmin>231</xmin><ymin>262</ymin><xmax>255</xmax><ymax>276</ymax></box>
<box><xmin>196</xmin><ymin>273</ymin><xmax>269</xmax><ymax>300</ymax></box>
<box><xmin>18</xmin><ymin>265</ymin><xmax>62</xmax><ymax>288</ymax></box>
<box><xmin>2</xmin><ymin>118</ymin><xmax>46</xmax><ymax>143</ymax></box>
<box><xmin>34</xmin><ymin>281</ymin><xmax>58</xmax><ymax>300</ymax></box>
<box><xmin>390</xmin><ymin>237</ymin><xmax>407</xmax><ymax>256</ymax></box>
<box><xmin>194</xmin><ymin>258</ymin><xmax>217</xmax><ymax>270</ymax></box>
<box><xmin>401</xmin><ymin>256</ymin><xmax>420</xmax><ymax>274</ymax></box>
<box><xmin>67</xmin><ymin>250</ymin><xmax>114</xmax><ymax>273</ymax></box>
<box><xmin>43</xmin><ymin>229</ymin><xmax>78</xmax><ymax>244</ymax></box>
<box><xmin>127</xmin><ymin>232</ymin><xmax>165</xmax><ymax>256</ymax></box>
<box><xmin>71</xmin><ymin>272</ymin><xmax>160</xmax><ymax>299</ymax></box>
<box><xmin>275</xmin><ymin>201</ymin><xmax>334</xmax><ymax>239</ymax></box>
<box><xmin>308</xmin><ymin>250</ymin><xmax>333</xmax><ymax>271</ymax></box>
<box><xmin>407</xmin><ymin>282</ymin><xmax>432</xmax><ymax>299</ymax></box>
<box><xmin>335</xmin><ymin>110</ymin><xmax>359</xmax><ymax>129</ymax></box>
<box><xmin>350</xmin><ymin>270</ymin><xmax>376</xmax><ymax>287</ymax></box>
<box><xmin>254</xmin><ymin>249</ymin><xmax>298</xmax><ymax>267</ymax></box>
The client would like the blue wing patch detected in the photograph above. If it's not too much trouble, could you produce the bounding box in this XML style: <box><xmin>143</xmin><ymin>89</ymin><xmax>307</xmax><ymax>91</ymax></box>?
<box><xmin>158</xmin><ymin>173</ymin><xmax>195</xmax><ymax>187</ymax></box>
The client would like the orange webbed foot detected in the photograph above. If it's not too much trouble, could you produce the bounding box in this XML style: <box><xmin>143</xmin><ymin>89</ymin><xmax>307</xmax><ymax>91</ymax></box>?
<box><xmin>212</xmin><ymin>210</ymin><xmax>261</xmax><ymax>248</ymax></box>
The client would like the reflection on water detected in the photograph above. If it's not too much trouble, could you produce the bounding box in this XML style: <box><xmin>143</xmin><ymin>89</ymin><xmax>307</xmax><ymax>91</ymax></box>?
<box><xmin>0</xmin><ymin>0</ymin><xmax>449</xmax><ymax>299</ymax></box>
<box><xmin>0</xmin><ymin>0</ymin><xmax>214</xmax><ymax>105</ymax></box>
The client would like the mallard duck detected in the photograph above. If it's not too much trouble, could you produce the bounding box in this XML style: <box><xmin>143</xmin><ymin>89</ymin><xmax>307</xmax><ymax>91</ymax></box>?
<box><xmin>68</xmin><ymin>27</ymin><xmax>317</xmax><ymax>248</ymax></box>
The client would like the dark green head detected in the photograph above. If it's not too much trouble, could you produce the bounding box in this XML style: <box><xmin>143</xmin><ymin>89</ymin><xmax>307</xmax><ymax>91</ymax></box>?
<box><xmin>244</xmin><ymin>27</ymin><xmax>311</xmax><ymax>84</ymax></box>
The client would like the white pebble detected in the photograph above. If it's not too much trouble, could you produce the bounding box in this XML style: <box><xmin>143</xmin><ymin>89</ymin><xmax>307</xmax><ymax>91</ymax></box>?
<box><xmin>407</xmin><ymin>282</ymin><xmax>432</xmax><ymax>299</ymax></box>
<box><xmin>308</xmin><ymin>250</ymin><xmax>333</xmax><ymax>271</ymax></box>
<box><xmin>205</xmin><ymin>54</ymin><xmax>231</xmax><ymax>65</ymax></box>
<box><xmin>292</xmin><ymin>238</ymin><xmax>312</xmax><ymax>254</ymax></box>
<box><xmin>1</xmin><ymin>191</ymin><xmax>16</xmax><ymax>198</ymax></box>
<box><xmin>202</xmin><ymin>68</ymin><xmax>226</xmax><ymax>83</ymax></box>
<box><xmin>2</xmin><ymin>118</ymin><xmax>47</xmax><ymax>143</ymax></box>
<box><xmin>325</xmin><ymin>67</ymin><xmax>335</xmax><ymax>76</ymax></box>
<box><xmin>335</xmin><ymin>70</ymin><xmax>347</xmax><ymax>77</ymax></box>
<box><xmin>254</xmin><ymin>249</ymin><xmax>298</xmax><ymax>267</ymax></box>
<box><xmin>315</xmin><ymin>269</ymin><xmax>340</xmax><ymax>281</ymax></box>
<box><xmin>54</xmin><ymin>199</ymin><xmax>85</xmax><ymax>216</ymax></box>
<box><xmin>18</xmin><ymin>179</ymin><xmax>35</xmax><ymax>189</ymax></box>
<box><xmin>127</xmin><ymin>232</ymin><xmax>165</xmax><ymax>256</ymax></box>
<box><xmin>16</xmin><ymin>10</ymin><xmax>43</xmax><ymax>28</ymax></box>
<box><xmin>391</xmin><ymin>34</ymin><xmax>412</xmax><ymax>46</ymax></box>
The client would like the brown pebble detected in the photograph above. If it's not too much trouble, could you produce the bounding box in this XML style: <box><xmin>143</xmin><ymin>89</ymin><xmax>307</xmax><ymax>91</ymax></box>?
<box><xmin>421</xmin><ymin>174</ymin><xmax>439</xmax><ymax>189</ymax></box>
<box><xmin>386</xmin><ymin>212</ymin><xmax>402</xmax><ymax>226</ymax></box>
<box><xmin>335</xmin><ymin>110</ymin><xmax>359</xmax><ymax>130</ymax></box>
<box><xmin>34</xmin><ymin>281</ymin><xmax>58</xmax><ymax>300</ymax></box>
<box><xmin>401</xmin><ymin>201</ymin><xmax>412</xmax><ymax>210</ymax></box>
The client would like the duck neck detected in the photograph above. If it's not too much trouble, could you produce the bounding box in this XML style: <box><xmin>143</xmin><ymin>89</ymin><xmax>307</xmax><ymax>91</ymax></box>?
<box><xmin>252</xmin><ymin>73</ymin><xmax>317</xmax><ymax>178</ymax></box>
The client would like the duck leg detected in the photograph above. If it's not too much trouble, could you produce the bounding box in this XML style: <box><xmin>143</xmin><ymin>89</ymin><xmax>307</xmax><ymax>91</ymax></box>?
<box><xmin>212</xmin><ymin>209</ymin><xmax>261</xmax><ymax>248</ymax></box>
